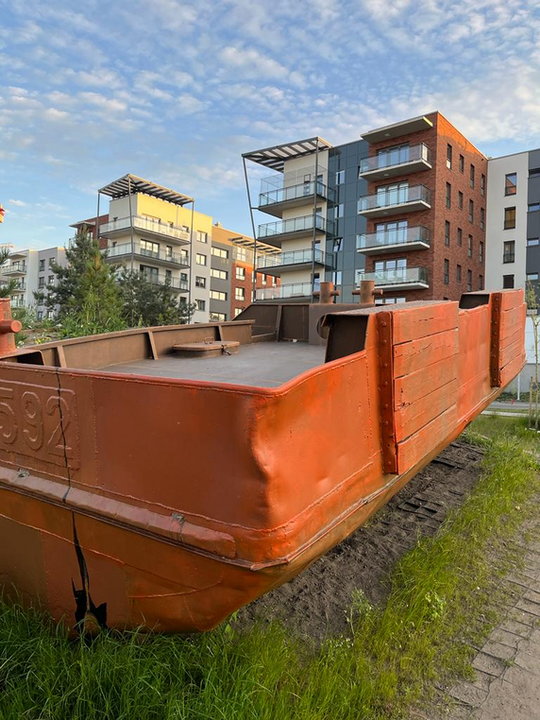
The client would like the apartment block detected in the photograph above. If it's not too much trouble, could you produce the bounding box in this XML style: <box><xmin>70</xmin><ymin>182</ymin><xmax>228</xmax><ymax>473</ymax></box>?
<box><xmin>485</xmin><ymin>149</ymin><xmax>540</xmax><ymax>301</ymax></box>
<box><xmin>244</xmin><ymin>112</ymin><xmax>488</xmax><ymax>304</ymax></box>
<box><xmin>0</xmin><ymin>246</ymin><xmax>67</xmax><ymax>317</ymax></box>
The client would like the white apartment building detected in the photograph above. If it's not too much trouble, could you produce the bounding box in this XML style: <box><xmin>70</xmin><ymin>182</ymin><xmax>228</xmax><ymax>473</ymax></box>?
<box><xmin>0</xmin><ymin>246</ymin><xmax>67</xmax><ymax>318</ymax></box>
<box><xmin>242</xmin><ymin>139</ymin><xmax>335</xmax><ymax>300</ymax></box>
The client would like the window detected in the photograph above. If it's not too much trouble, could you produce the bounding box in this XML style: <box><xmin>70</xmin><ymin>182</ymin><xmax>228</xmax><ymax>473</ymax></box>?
<box><xmin>469</xmin><ymin>164</ymin><xmax>475</xmax><ymax>188</ymax></box>
<box><xmin>458</xmin><ymin>191</ymin><xmax>463</xmax><ymax>209</ymax></box>
<box><xmin>443</xmin><ymin>258</ymin><xmax>449</xmax><ymax>284</ymax></box>
<box><xmin>180</xmin><ymin>249</ymin><xmax>189</xmax><ymax>264</ymax></box>
<box><xmin>374</xmin><ymin>220</ymin><xmax>408</xmax><ymax>244</ymax></box>
<box><xmin>211</xmin><ymin>246</ymin><xmax>228</xmax><ymax>259</ymax></box>
<box><xmin>375</xmin><ymin>181</ymin><xmax>408</xmax><ymax>206</ymax></box>
<box><xmin>480</xmin><ymin>174</ymin><xmax>486</xmax><ymax>196</ymax></box>
<box><xmin>459</xmin><ymin>154</ymin><xmax>464</xmax><ymax>173</ymax></box>
<box><xmin>502</xmin><ymin>275</ymin><xmax>514</xmax><ymax>289</ymax></box>
<box><xmin>235</xmin><ymin>247</ymin><xmax>247</xmax><ymax>262</ymax></box>
<box><xmin>445</xmin><ymin>182</ymin><xmax>451</xmax><ymax>208</ymax></box>
<box><xmin>468</xmin><ymin>199</ymin><xmax>474</xmax><ymax>223</ymax></box>
<box><xmin>527</xmin><ymin>272</ymin><xmax>539</xmax><ymax>282</ymax></box>
<box><xmin>261</xmin><ymin>275</ymin><xmax>266</xmax><ymax>285</ymax></box>
<box><xmin>333</xmin><ymin>270</ymin><xmax>342</xmax><ymax>286</ymax></box>
<box><xmin>140</xmin><ymin>239</ymin><xmax>159</xmax><ymax>257</ymax></box>
<box><xmin>210</xmin><ymin>312</ymin><xmax>226</xmax><ymax>321</ymax></box>
<box><xmin>48</xmin><ymin>275</ymin><xmax>54</xmax><ymax>284</ymax></box>
<box><xmin>234</xmin><ymin>307</ymin><xmax>243</xmax><ymax>318</ymax></box>
<box><xmin>529</xmin><ymin>203</ymin><xmax>540</xmax><ymax>212</ymax></box>
<box><xmin>504</xmin><ymin>207</ymin><xmax>516</xmax><ymax>229</ymax></box>
<box><xmin>38</xmin><ymin>276</ymin><xmax>45</xmax><ymax>288</ymax></box>
<box><xmin>333</xmin><ymin>237</ymin><xmax>343</xmax><ymax>252</ymax></box>
<box><xmin>196</xmin><ymin>253</ymin><xmax>207</xmax><ymax>266</ymax></box>
<box><xmin>235</xmin><ymin>287</ymin><xmax>245</xmax><ymax>301</ymax></box>
<box><xmin>165</xmin><ymin>269</ymin><xmax>172</xmax><ymax>282</ymax></box>
<box><xmin>480</xmin><ymin>207</ymin><xmax>485</xmax><ymax>230</ymax></box>
<box><xmin>373</xmin><ymin>258</ymin><xmax>407</xmax><ymax>279</ymax></box>
<box><xmin>479</xmin><ymin>275</ymin><xmax>484</xmax><ymax>290</ymax></box>
<box><xmin>180</xmin><ymin>272</ymin><xmax>188</xmax><ymax>283</ymax></box>
<box><xmin>457</xmin><ymin>227</ymin><xmax>462</xmax><ymax>246</ymax></box>
<box><xmin>503</xmin><ymin>240</ymin><xmax>515</xmax><ymax>263</ymax></box>
<box><xmin>195</xmin><ymin>299</ymin><xmax>205</xmax><ymax>311</ymax></box>
<box><xmin>211</xmin><ymin>268</ymin><xmax>228</xmax><ymax>280</ymax></box>
<box><xmin>140</xmin><ymin>265</ymin><xmax>158</xmax><ymax>283</ymax></box>
<box><xmin>527</xmin><ymin>238</ymin><xmax>540</xmax><ymax>247</ymax></box>
<box><xmin>375</xmin><ymin>297</ymin><xmax>406</xmax><ymax>305</ymax></box>
<box><xmin>336</xmin><ymin>170</ymin><xmax>345</xmax><ymax>184</ymax></box>
<box><xmin>236</xmin><ymin>266</ymin><xmax>246</xmax><ymax>280</ymax></box>
<box><xmin>210</xmin><ymin>290</ymin><xmax>227</xmax><ymax>301</ymax></box>
<box><xmin>467</xmin><ymin>269</ymin><xmax>472</xmax><ymax>292</ymax></box>
<box><xmin>479</xmin><ymin>241</ymin><xmax>484</xmax><ymax>263</ymax></box>
<box><xmin>335</xmin><ymin>203</ymin><xmax>344</xmax><ymax>219</ymax></box>
<box><xmin>48</xmin><ymin>257</ymin><xmax>55</xmax><ymax>267</ymax></box>
<box><xmin>446</xmin><ymin>144</ymin><xmax>452</xmax><ymax>169</ymax></box>
<box><xmin>39</xmin><ymin>259</ymin><xmax>45</xmax><ymax>271</ymax></box>
<box><xmin>195</xmin><ymin>276</ymin><xmax>206</xmax><ymax>288</ymax></box>
<box><xmin>505</xmin><ymin>173</ymin><xmax>517</xmax><ymax>196</ymax></box>
<box><xmin>165</xmin><ymin>245</ymin><xmax>173</xmax><ymax>259</ymax></box>
<box><xmin>468</xmin><ymin>235</ymin><xmax>473</xmax><ymax>258</ymax></box>
<box><xmin>457</xmin><ymin>264</ymin><xmax>462</xmax><ymax>282</ymax></box>
<box><xmin>444</xmin><ymin>221</ymin><xmax>450</xmax><ymax>246</ymax></box>
<box><xmin>197</xmin><ymin>231</ymin><xmax>208</xmax><ymax>243</ymax></box>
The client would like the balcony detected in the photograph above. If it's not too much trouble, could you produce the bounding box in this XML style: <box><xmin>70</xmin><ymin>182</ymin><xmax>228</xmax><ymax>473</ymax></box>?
<box><xmin>356</xmin><ymin>226</ymin><xmax>430</xmax><ymax>255</ymax></box>
<box><xmin>11</xmin><ymin>282</ymin><xmax>26</xmax><ymax>293</ymax></box>
<box><xmin>359</xmin><ymin>267</ymin><xmax>429</xmax><ymax>291</ymax></box>
<box><xmin>143</xmin><ymin>273</ymin><xmax>189</xmax><ymax>293</ymax></box>
<box><xmin>105</xmin><ymin>241</ymin><xmax>189</xmax><ymax>268</ymax></box>
<box><xmin>255</xmin><ymin>282</ymin><xmax>314</xmax><ymax>301</ymax></box>
<box><xmin>1</xmin><ymin>262</ymin><xmax>27</xmax><ymax>276</ymax></box>
<box><xmin>100</xmin><ymin>215</ymin><xmax>190</xmax><ymax>244</ymax></box>
<box><xmin>358</xmin><ymin>185</ymin><xmax>431</xmax><ymax>218</ymax></box>
<box><xmin>258</xmin><ymin>214</ymin><xmax>333</xmax><ymax>247</ymax></box>
<box><xmin>255</xmin><ymin>248</ymin><xmax>333</xmax><ymax>275</ymax></box>
<box><xmin>359</xmin><ymin>143</ymin><xmax>432</xmax><ymax>180</ymax></box>
<box><xmin>258</xmin><ymin>181</ymin><xmax>335</xmax><ymax>217</ymax></box>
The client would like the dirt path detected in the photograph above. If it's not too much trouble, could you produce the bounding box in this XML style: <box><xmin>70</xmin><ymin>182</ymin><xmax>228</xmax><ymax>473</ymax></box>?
<box><xmin>237</xmin><ymin>440</ymin><xmax>486</xmax><ymax>641</ymax></box>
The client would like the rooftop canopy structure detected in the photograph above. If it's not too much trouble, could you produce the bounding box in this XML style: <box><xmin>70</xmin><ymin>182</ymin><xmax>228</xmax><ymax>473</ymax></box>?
<box><xmin>98</xmin><ymin>174</ymin><xmax>193</xmax><ymax>206</ymax></box>
<box><xmin>242</xmin><ymin>137</ymin><xmax>333</xmax><ymax>172</ymax></box>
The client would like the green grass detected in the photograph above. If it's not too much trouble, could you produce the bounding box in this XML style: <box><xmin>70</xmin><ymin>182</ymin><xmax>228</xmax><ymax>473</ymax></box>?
<box><xmin>469</xmin><ymin>413</ymin><xmax>539</xmax><ymax>453</ymax></box>
<box><xmin>1</xmin><ymin>420</ymin><xmax>538</xmax><ymax>720</ymax></box>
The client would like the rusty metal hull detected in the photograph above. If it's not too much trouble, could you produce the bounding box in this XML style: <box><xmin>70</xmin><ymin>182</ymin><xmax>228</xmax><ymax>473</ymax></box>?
<box><xmin>0</xmin><ymin>291</ymin><xmax>526</xmax><ymax>632</ymax></box>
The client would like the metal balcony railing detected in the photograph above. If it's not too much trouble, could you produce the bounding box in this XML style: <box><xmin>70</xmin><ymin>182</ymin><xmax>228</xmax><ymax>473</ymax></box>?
<box><xmin>143</xmin><ymin>274</ymin><xmax>189</xmax><ymax>291</ymax></box>
<box><xmin>359</xmin><ymin>267</ymin><xmax>428</xmax><ymax>287</ymax></box>
<box><xmin>100</xmin><ymin>215</ymin><xmax>190</xmax><ymax>242</ymax></box>
<box><xmin>356</xmin><ymin>226</ymin><xmax>430</xmax><ymax>251</ymax></box>
<box><xmin>359</xmin><ymin>143</ymin><xmax>431</xmax><ymax>174</ymax></box>
<box><xmin>256</xmin><ymin>247</ymin><xmax>330</xmax><ymax>270</ymax></box>
<box><xmin>105</xmin><ymin>242</ymin><xmax>189</xmax><ymax>266</ymax></box>
<box><xmin>258</xmin><ymin>181</ymin><xmax>335</xmax><ymax>208</ymax></box>
<box><xmin>258</xmin><ymin>214</ymin><xmax>332</xmax><ymax>240</ymax></box>
<box><xmin>256</xmin><ymin>282</ymin><xmax>314</xmax><ymax>300</ymax></box>
<box><xmin>2</xmin><ymin>263</ymin><xmax>27</xmax><ymax>275</ymax></box>
<box><xmin>358</xmin><ymin>185</ymin><xmax>431</xmax><ymax>213</ymax></box>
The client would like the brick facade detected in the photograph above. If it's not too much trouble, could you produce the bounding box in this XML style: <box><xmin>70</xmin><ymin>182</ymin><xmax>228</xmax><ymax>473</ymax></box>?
<box><xmin>363</xmin><ymin>112</ymin><xmax>487</xmax><ymax>302</ymax></box>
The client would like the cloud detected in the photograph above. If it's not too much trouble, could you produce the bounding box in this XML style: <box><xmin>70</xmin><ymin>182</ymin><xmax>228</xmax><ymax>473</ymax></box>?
<box><xmin>8</xmin><ymin>199</ymin><xmax>27</xmax><ymax>206</ymax></box>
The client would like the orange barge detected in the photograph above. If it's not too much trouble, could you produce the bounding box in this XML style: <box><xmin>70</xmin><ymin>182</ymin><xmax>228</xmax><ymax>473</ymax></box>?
<box><xmin>0</xmin><ymin>290</ymin><xmax>526</xmax><ymax>632</ymax></box>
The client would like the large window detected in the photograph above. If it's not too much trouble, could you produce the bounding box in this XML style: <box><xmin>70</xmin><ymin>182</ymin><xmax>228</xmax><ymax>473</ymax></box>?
<box><xmin>196</xmin><ymin>253</ymin><xmax>207</xmax><ymax>265</ymax></box>
<box><xmin>375</xmin><ymin>219</ymin><xmax>408</xmax><ymax>243</ymax></box>
<box><xmin>504</xmin><ymin>207</ymin><xmax>516</xmax><ymax>229</ymax></box>
<box><xmin>140</xmin><ymin>239</ymin><xmax>159</xmax><ymax>257</ymax></box>
<box><xmin>210</xmin><ymin>312</ymin><xmax>226</xmax><ymax>321</ymax></box>
<box><xmin>211</xmin><ymin>247</ymin><xmax>228</xmax><ymax>259</ymax></box>
<box><xmin>236</xmin><ymin>266</ymin><xmax>246</xmax><ymax>280</ymax></box>
<box><xmin>376</xmin><ymin>143</ymin><xmax>409</xmax><ymax>167</ymax></box>
<box><xmin>211</xmin><ymin>268</ymin><xmax>228</xmax><ymax>280</ymax></box>
<box><xmin>197</xmin><ymin>231</ymin><xmax>208</xmax><ymax>243</ymax></box>
<box><xmin>374</xmin><ymin>258</ymin><xmax>407</xmax><ymax>280</ymax></box>
<box><xmin>210</xmin><ymin>290</ymin><xmax>227</xmax><ymax>301</ymax></box>
<box><xmin>505</xmin><ymin>173</ymin><xmax>517</xmax><ymax>196</ymax></box>
<box><xmin>195</xmin><ymin>299</ymin><xmax>205</xmax><ymax>311</ymax></box>
<box><xmin>235</xmin><ymin>287</ymin><xmax>245</xmax><ymax>301</ymax></box>
<box><xmin>140</xmin><ymin>265</ymin><xmax>158</xmax><ymax>283</ymax></box>
<box><xmin>503</xmin><ymin>240</ymin><xmax>515</xmax><ymax>263</ymax></box>
<box><xmin>336</xmin><ymin>170</ymin><xmax>345</xmax><ymax>184</ymax></box>
<box><xmin>376</xmin><ymin>181</ymin><xmax>408</xmax><ymax>206</ymax></box>
<box><xmin>195</xmin><ymin>276</ymin><xmax>206</xmax><ymax>288</ymax></box>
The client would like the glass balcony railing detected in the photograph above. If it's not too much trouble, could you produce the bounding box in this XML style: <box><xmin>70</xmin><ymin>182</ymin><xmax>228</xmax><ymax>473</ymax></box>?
<box><xmin>256</xmin><ymin>247</ymin><xmax>330</xmax><ymax>270</ymax></box>
<box><xmin>105</xmin><ymin>242</ymin><xmax>189</xmax><ymax>266</ymax></box>
<box><xmin>359</xmin><ymin>143</ymin><xmax>431</xmax><ymax>174</ymax></box>
<box><xmin>359</xmin><ymin>267</ymin><xmax>428</xmax><ymax>287</ymax></box>
<box><xmin>2</xmin><ymin>263</ymin><xmax>27</xmax><ymax>275</ymax></box>
<box><xmin>256</xmin><ymin>282</ymin><xmax>314</xmax><ymax>301</ymax></box>
<box><xmin>258</xmin><ymin>214</ymin><xmax>332</xmax><ymax>240</ymax></box>
<box><xmin>356</xmin><ymin>226</ymin><xmax>430</xmax><ymax>251</ymax></box>
<box><xmin>143</xmin><ymin>274</ymin><xmax>189</xmax><ymax>291</ymax></box>
<box><xmin>258</xmin><ymin>181</ymin><xmax>335</xmax><ymax>208</ymax></box>
<box><xmin>358</xmin><ymin>185</ymin><xmax>431</xmax><ymax>213</ymax></box>
<box><xmin>100</xmin><ymin>216</ymin><xmax>190</xmax><ymax>242</ymax></box>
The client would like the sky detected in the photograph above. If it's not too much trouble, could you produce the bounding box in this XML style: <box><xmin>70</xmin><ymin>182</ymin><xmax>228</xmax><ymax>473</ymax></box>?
<box><xmin>1</xmin><ymin>0</ymin><xmax>539</xmax><ymax>250</ymax></box>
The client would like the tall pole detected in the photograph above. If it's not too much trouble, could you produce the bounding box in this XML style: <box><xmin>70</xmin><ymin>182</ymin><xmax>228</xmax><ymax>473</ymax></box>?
<box><xmin>127</xmin><ymin>175</ymin><xmax>135</xmax><ymax>274</ymax></box>
<box><xmin>310</xmin><ymin>139</ymin><xmax>319</xmax><ymax>300</ymax></box>
<box><xmin>188</xmin><ymin>200</ymin><xmax>195</xmax><ymax>311</ymax></box>
<box><xmin>242</xmin><ymin>156</ymin><xmax>259</xmax><ymax>303</ymax></box>
<box><xmin>95</xmin><ymin>191</ymin><xmax>101</xmax><ymax>247</ymax></box>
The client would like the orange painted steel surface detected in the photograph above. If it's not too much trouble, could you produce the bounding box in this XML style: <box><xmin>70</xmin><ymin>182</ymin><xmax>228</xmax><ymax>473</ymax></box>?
<box><xmin>0</xmin><ymin>291</ymin><xmax>526</xmax><ymax>632</ymax></box>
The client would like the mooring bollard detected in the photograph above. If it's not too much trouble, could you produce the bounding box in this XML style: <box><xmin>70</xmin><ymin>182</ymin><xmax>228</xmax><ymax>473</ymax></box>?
<box><xmin>0</xmin><ymin>298</ymin><xmax>22</xmax><ymax>355</ymax></box>
<box><xmin>352</xmin><ymin>280</ymin><xmax>383</xmax><ymax>306</ymax></box>
<box><xmin>313</xmin><ymin>281</ymin><xmax>340</xmax><ymax>304</ymax></box>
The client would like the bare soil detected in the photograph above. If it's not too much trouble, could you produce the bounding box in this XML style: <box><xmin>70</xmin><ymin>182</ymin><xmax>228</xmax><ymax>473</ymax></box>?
<box><xmin>237</xmin><ymin>439</ymin><xmax>485</xmax><ymax>642</ymax></box>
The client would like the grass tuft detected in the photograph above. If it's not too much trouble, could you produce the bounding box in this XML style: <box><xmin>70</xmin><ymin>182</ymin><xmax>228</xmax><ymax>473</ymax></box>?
<box><xmin>0</xmin><ymin>418</ymin><xmax>538</xmax><ymax>719</ymax></box>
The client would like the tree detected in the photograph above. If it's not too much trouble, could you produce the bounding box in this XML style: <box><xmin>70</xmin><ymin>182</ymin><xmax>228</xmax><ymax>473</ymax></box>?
<box><xmin>38</xmin><ymin>226</ymin><xmax>126</xmax><ymax>338</ymax></box>
<box><xmin>0</xmin><ymin>248</ymin><xmax>20</xmax><ymax>299</ymax></box>
<box><xmin>117</xmin><ymin>268</ymin><xmax>196</xmax><ymax>327</ymax></box>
